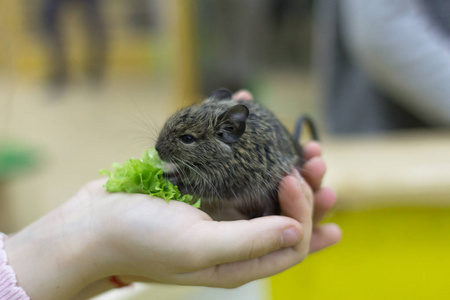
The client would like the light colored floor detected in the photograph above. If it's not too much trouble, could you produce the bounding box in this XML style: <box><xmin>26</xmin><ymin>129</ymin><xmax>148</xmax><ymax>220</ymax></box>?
<box><xmin>1</xmin><ymin>71</ymin><xmax>316</xmax><ymax>232</ymax></box>
<box><xmin>2</xmin><ymin>77</ymin><xmax>178</xmax><ymax>231</ymax></box>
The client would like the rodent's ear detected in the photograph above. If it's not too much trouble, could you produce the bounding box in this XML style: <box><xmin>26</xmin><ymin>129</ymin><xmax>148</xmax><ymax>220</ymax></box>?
<box><xmin>216</xmin><ymin>104</ymin><xmax>249</xmax><ymax>143</ymax></box>
<box><xmin>208</xmin><ymin>88</ymin><xmax>233</xmax><ymax>101</ymax></box>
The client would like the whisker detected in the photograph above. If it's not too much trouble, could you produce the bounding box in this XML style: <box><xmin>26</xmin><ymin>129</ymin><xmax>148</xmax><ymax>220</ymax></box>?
<box><xmin>173</xmin><ymin>157</ymin><xmax>223</xmax><ymax>202</ymax></box>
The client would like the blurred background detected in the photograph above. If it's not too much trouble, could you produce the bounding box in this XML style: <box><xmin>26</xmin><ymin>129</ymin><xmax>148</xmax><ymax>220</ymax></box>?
<box><xmin>1</xmin><ymin>0</ymin><xmax>450</xmax><ymax>299</ymax></box>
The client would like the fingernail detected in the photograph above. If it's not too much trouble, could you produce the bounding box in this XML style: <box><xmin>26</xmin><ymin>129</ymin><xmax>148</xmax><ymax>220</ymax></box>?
<box><xmin>281</xmin><ymin>227</ymin><xmax>301</xmax><ymax>247</ymax></box>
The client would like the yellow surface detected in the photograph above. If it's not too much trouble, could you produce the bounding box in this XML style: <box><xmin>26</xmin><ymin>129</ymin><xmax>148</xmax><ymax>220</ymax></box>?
<box><xmin>271</xmin><ymin>207</ymin><xmax>450</xmax><ymax>300</ymax></box>
<box><xmin>272</xmin><ymin>132</ymin><xmax>450</xmax><ymax>300</ymax></box>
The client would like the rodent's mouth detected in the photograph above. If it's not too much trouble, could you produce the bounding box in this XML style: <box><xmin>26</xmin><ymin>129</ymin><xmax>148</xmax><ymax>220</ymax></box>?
<box><xmin>162</xmin><ymin>163</ymin><xmax>186</xmax><ymax>190</ymax></box>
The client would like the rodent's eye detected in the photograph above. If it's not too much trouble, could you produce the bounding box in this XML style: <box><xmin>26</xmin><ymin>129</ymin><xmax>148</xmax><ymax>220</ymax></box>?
<box><xmin>179</xmin><ymin>134</ymin><xmax>196</xmax><ymax>144</ymax></box>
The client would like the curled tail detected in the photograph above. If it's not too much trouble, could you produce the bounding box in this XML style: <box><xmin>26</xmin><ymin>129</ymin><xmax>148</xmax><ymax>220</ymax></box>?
<box><xmin>294</xmin><ymin>115</ymin><xmax>319</xmax><ymax>144</ymax></box>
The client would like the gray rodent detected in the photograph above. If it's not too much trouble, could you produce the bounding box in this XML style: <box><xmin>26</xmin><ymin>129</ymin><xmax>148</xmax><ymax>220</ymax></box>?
<box><xmin>155</xmin><ymin>88</ymin><xmax>317</xmax><ymax>221</ymax></box>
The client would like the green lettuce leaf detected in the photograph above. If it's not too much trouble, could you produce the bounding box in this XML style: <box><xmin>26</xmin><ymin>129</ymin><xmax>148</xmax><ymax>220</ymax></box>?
<box><xmin>99</xmin><ymin>148</ymin><xmax>201</xmax><ymax>208</ymax></box>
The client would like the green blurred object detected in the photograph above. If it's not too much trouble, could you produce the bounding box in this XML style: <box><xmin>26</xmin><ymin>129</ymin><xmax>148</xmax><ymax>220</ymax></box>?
<box><xmin>0</xmin><ymin>139</ymin><xmax>41</xmax><ymax>181</ymax></box>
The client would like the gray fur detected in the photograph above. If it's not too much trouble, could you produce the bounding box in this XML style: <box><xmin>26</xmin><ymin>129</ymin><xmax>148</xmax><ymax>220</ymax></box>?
<box><xmin>155</xmin><ymin>95</ymin><xmax>303</xmax><ymax>220</ymax></box>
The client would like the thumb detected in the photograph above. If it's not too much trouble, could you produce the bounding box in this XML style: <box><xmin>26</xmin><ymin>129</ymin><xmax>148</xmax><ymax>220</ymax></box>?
<box><xmin>189</xmin><ymin>216</ymin><xmax>302</xmax><ymax>269</ymax></box>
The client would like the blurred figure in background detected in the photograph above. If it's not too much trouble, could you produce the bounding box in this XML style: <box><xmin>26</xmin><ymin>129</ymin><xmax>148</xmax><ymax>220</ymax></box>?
<box><xmin>42</xmin><ymin>0</ymin><xmax>108</xmax><ymax>89</ymax></box>
<box><xmin>269</xmin><ymin>0</ymin><xmax>314</xmax><ymax>69</ymax></box>
<box><xmin>315</xmin><ymin>0</ymin><xmax>450</xmax><ymax>134</ymax></box>
<box><xmin>197</xmin><ymin>0</ymin><xmax>269</xmax><ymax>94</ymax></box>
<box><xmin>197</xmin><ymin>0</ymin><xmax>313</xmax><ymax>96</ymax></box>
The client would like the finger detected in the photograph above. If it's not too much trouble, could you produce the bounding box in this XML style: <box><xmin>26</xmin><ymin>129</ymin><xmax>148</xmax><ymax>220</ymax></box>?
<box><xmin>176</xmin><ymin>178</ymin><xmax>317</xmax><ymax>288</ymax></box>
<box><xmin>178</xmin><ymin>173</ymin><xmax>315</xmax><ymax>287</ymax></box>
<box><xmin>313</xmin><ymin>187</ymin><xmax>337</xmax><ymax>225</ymax></box>
<box><xmin>233</xmin><ymin>90</ymin><xmax>253</xmax><ymax>101</ymax></box>
<box><xmin>309</xmin><ymin>223</ymin><xmax>342</xmax><ymax>253</ymax></box>
<box><xmin>118</xmin><ymin>275</ymin><xmax>158</xmax><ymax>284</ymax></box>
<box><xmin>177</xmin><ymin>247</ymin><xmax>301</xmax><ymax>288</ymax></box>
<box><xmin>189</xmin><ymin>216</ymin><xmax>302</xmax><ymax>269</ymax></box>
<box><xmin>302</xmin><ymin>141</ymin><xmax>322</xmax><ymax>160</ymax></box>
<box><xmin>278</xmin><ymin>171</ymin><xmax>313</xmax><ymax>227</ymax></box>
<box><xmin>301</xmin><ymin>156</ymin><xmax>326</xmax><ymax>191</ymax></box>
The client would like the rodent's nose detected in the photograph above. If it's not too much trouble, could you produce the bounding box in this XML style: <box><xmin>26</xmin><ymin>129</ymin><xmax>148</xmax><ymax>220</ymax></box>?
<box><xmin>155</xmin><ymin>142</ymin><xmax>161</xmax><ymax>155</ymax></box>
<box><xmin>155</xmin><ymin>142</ymin><xmax>164</xmax><ymax>157</ymax></box>
<box><xmin>155</xmin><ymin>140</ymin><xmax>169</xmax><ymax>161</ymax></box>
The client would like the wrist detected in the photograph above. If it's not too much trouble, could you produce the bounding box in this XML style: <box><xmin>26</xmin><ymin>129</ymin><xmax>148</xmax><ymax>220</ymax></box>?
<box><xmin>4</xmin><ymin>201</ymin><xmax>111</xmax><ymax>299</ymax></box>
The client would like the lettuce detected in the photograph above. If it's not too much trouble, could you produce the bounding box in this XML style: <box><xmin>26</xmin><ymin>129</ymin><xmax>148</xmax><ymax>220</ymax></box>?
<box><xmin>100</xmin><ymin>148</ymin><xmax>200</xmax><ymax>208</ymax></box>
